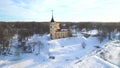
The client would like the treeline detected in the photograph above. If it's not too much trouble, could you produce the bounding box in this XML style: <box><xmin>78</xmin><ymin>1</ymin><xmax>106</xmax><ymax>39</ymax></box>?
<box><xmin>75</xmin><ymin>22</ymin><xmax>120</xmax><ymax>31</ymax></box>
<box><xmin>59</xmin><ymin>22</ymin><xmax>120</xmax><ymax>31</ymax></box>
<box><xmin>75</xmin><ymin>22</ymin><xmax>120</xmax><ymax>42</ymax></box>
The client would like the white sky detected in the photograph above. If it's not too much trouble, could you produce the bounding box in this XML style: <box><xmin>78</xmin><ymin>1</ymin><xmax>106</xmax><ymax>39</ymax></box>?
<box><xmin>0</xmin><ymin>0</ymin><xmax>120</xmax><ymax>22</ymax></box>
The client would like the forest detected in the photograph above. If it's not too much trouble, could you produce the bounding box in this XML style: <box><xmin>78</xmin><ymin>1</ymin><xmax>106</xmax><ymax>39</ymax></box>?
<box><xmin>0</xmin><ymin>22</ymin><xmax>120</xmax><ymax>55</ymax></box>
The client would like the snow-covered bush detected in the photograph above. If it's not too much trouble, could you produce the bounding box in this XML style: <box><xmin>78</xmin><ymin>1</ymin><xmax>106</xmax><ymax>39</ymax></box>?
<box><xmin>81</xmin><ymin>42</ymin><xmax>86</xmax><ymax>49</ymax></box>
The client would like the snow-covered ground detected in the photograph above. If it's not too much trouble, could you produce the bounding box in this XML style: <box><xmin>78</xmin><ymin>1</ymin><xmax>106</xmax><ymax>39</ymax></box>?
<box><xmin>0</xmin><ymin>33</ymin><xmax>120</xmax><ymax>68</ymax></box>
<box><xmin>74</xmin><ymin>40</ymin><xmax>120</xmax><ymax>68</ymax></box>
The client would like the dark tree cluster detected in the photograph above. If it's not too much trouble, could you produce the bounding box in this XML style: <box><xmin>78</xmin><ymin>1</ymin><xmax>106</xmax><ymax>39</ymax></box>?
<box><xmin>0</xmin><ymin>22</ymin><xmax>49</xmax><ymax>55</ymax></box>
<box><xmin>76</xmin><ymin>22</ymin><xmax>120</xmax><ymax>42</ymax></box>
<box><xmin>76</xmin><ymin>22</ymin><xmax>120</xmax><ymax>31</ymax></box>
<box><xmin>0</xmin><ymin>22</ymin><xmax>49</xmax><ymax>39</ymax></box>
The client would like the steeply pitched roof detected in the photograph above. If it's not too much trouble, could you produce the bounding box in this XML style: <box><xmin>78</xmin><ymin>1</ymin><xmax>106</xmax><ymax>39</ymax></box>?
<box><xmin>51</xmin><ymin>10</ymin><xmax>55</xmax><ymax>22</ymax></box>
<box><xmin>51</xmin><ymin>16</ymin><xmax>54</xmax><ymax>22</ymax></box>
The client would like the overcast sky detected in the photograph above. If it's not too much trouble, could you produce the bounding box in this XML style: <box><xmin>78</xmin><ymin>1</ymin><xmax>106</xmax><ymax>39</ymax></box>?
<box><xmin>0</xmin><ymin>0</ymin><xmax>120</xmax><ymax>22</ymax></box>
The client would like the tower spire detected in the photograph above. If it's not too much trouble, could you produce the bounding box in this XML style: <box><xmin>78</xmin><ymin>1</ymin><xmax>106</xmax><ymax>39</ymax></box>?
<box><xmin>51</xmin><ymin>10</ymin><xmax>54</xmax><ymax>22</ymax></box>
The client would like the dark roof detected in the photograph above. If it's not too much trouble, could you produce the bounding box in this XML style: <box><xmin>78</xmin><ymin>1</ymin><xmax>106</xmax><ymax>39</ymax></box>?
<box><xmin>51</xmin><ymin>16</ymin><xmax>54</xmax><ymax>22</ymax></box>
<box><xmin>51</xmin><ymin>10</ymin><xmax>55</xmax><ymax>22</ymax></box>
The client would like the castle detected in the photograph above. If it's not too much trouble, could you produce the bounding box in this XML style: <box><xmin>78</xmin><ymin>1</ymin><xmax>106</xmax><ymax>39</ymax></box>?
<box><xmin>50</xmin><ymin>12</ymin><xmax>72</xmax><ymax>39</ymax></box>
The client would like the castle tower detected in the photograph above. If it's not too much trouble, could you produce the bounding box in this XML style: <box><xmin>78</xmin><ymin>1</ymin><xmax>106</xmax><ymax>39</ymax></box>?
<box><xmin>50</xmin><ymin>10</ymin><xmax>56</xmax><ymax>39</ymax></box>
<box><xmin>50</xmin><ymin>10</ymin><xmax>72</xmax><ymax>39</ymax></box>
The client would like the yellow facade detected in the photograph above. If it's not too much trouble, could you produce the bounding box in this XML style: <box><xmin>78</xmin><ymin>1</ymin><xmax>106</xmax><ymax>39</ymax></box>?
<box><xmin>50</xmin><ymin>21</ymin><xmax>71</xmax><ymax>39</ymax></box>
<box><xmin>55</xmin><ymin>23</ymin><xmax>60</xmax><ymax>30</ymax></box>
